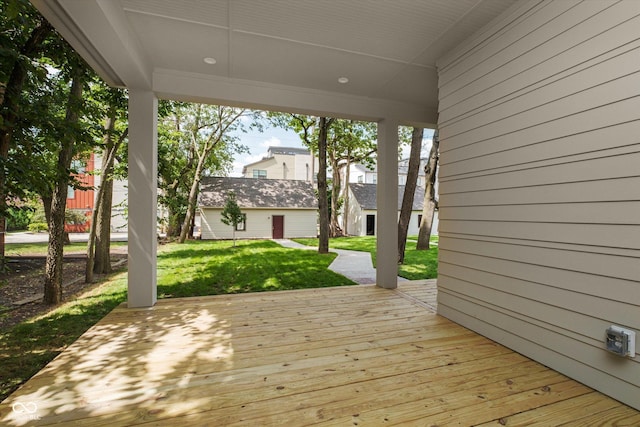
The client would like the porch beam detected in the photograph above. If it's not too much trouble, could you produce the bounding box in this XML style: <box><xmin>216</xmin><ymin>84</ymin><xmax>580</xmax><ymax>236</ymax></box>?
<box><xmin>376</xmin><ymin>118</ymin><xmax>399</xmax><ymax>288</ymax></box>
<box><xmin>127</xmin><ymin>90</ymin><xmax>158</xmax><ymax>308</ymax></box>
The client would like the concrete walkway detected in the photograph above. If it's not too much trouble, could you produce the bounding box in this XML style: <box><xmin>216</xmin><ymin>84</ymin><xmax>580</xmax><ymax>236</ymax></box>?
<box><xmin>274</xmin><ymin>239</ymin><xmax>407</xmax><ymax>285</ymax></box>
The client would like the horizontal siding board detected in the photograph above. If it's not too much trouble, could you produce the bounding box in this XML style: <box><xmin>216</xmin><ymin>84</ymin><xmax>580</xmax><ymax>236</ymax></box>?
<box><xmin>439</xmin><ymin>150</ymin><xmax>640</xmax><ymax>193</ymax></box>
<box><xmin>439</xmin><ymin>121</ymin><xmax>640</xmax><ymax>178</ymax></box>
<box><xmin>438</xmin><ymin>290</ymin><xmax>639</xmax><ymax>383</ymax></box>
<box><xmin>437</xmin><ymin>0</ymin><xmax>640</xmax><ymax>410</ymax></box>
<box><xmin>440</xmin><ymin>1</ymin><xmax>632</xmax><ymax>103</ymax></box>
<box><xmin>440</xmin><ymin>95</ymin><xmax>640</xmax><ymax>163</ymax></box>
<box><xmin>438</xmin><ymin>219</ymin><xmax>640</xmax><ymax>249</ymax></box>
<box><xmin>438</xmin><ymin>245</ymin><xmax>640</xmax><ymax>291</ymax></box>
<box><xmin>437</xmin><ymin>0</ymin><xmax>547</xmax><ymax>72</ymax></box>
<box><xmin>438</xmin><ymin>0</ymin><xmax>582</xmax><ymax>90</ymax></box>
<box><xmin>439</xmin><ymin>231</ymin><xmax>638</xmax><ymax>257</ymax></box>
<box><xmin>437</xmin><ymin>294</ymin><xmax>640</xmax><ymax>411</ymax></box>
<box><xmin>440</xmin><ymin>29</ymin><xmax>640</xmax><ymax>126</ymax></box>
<box><xmin>440</xmin><ymin>47</ymin><xmax>640</xmax><ymax>138</ymax></box>
<box><xmin>438</xmin><ymin>264</ymin><xmax>639</xmax><ymax>328</ymax></box>
<box><xmin>438</xmin><ymin>201</ymin><xmax>640</xmax><ymax>225</ymax></box>
<box><xmin>440</xmin><ymin>176</ymin><xmax>640</xmax><ymax>206</ymax></box>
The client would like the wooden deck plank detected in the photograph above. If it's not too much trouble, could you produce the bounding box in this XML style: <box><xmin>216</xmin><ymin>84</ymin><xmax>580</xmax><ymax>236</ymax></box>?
<box><xmin>2</xmin><ymin>282</ymin><xmax>637</xmax><ymax>426</ymax></box>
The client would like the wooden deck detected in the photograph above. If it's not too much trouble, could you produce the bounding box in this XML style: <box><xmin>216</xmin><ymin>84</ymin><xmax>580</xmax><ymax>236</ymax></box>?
<box><xmin>2</xmin><ymin>282</ymin><xmax>638</xmax><ymax>426</ymax></box>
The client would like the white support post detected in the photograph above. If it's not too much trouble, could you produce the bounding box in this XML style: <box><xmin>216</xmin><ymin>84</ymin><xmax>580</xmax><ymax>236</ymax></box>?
<box><xmin>376</xmin><ymin>118</ymin><xmax>399</xmax><ymax>288</ymax></box>
<box><xmin>128</xmin><ymin>90</ymin><xmax>158</xmax><ymax>307</ymax></box>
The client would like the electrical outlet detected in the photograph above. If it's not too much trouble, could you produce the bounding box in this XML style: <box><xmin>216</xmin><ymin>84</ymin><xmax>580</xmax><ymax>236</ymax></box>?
<box><xmin>606</xmin><ymin>326</ymin><xmax>636</xmax><ymax>358</ymax></box>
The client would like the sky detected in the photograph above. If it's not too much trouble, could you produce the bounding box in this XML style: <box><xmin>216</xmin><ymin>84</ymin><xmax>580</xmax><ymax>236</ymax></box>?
<box><xmin>229</xmin><ymin>121</ymin><xmax>435</xmax><ymax>177</ymax></box>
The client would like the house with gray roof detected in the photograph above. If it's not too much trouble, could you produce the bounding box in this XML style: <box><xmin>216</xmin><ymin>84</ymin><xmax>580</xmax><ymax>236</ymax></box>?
<box><xmin>199</xmin><ymin>177</ymin><xmax>317</xmax><ymax>240</ymax></box>
<box><xmin>344</xmin><ymin>183</ymin><xmax>437</xmax><ymax>237</ymax></box>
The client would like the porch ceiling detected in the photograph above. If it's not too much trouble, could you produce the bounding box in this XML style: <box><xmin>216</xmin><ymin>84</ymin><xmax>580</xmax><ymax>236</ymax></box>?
<box><xmin>31</xmin><ymin>0</ymin><xmax>516</xmax><ymax>125</ymax></box>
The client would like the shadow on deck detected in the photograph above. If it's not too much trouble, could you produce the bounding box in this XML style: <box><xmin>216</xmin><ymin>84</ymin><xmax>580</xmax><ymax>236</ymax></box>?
<box><xmin>1</xmin><ymin>281</ymin><xmax>638</xmax><ymax>425</ymax></box>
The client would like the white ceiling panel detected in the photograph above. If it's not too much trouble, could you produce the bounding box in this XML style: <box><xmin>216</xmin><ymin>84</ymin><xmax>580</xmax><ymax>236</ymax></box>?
<box><xmin>230</xmin><ymin>31</ymin><xmax>409</xmax><ymax>96</ymax></box>
<box><xmin>126</xmin><ymin>12</ymin><xmax>231</xmax><ymax>77</ymax></box>
<box><xmin>32</xmin><ymin>0</ymin><xmax>519</xmax><ymax>124</ymax></box>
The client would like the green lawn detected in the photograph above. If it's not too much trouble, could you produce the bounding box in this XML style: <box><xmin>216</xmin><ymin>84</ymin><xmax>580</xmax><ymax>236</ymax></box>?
<box><xmin>157</xmin><ymin>239</ymin><xmax>355</xmax><ymax>298</ymax></box>
<box><xmin>0</xmin><ymin>239</ymin><xmax>355</xmax><ymax>401</ymax></box>
<box><xmin>292</xmin><ymin>236</ymin><xmax>439</xmax><ymax>280</ymax></box>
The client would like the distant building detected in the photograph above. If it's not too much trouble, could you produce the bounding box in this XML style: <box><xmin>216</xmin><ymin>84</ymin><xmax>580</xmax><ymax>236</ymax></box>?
<box><xmin>343</xmin><ymin>183</ymin><xmax>437</xmax><ymax>237</ymax></box>
<box><xmin>242</xmin><ymin>146</ymin><xmax>318</xmax><ymax>182</ymax></box>
<box><xmin>199</xmin><ymin>177</ymin><xmax>318</xmax><ymax>240</ymax></box>
<box><xmin>65</xmin><ymin>154</ymin><xmax>95</xmax><ymax>232</ymax></box>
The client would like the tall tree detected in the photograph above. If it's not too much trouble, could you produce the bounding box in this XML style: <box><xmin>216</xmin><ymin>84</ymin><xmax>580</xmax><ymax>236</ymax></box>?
<box><xmin>220</xmin><ymin>191</ymin><xmax>244</xmax><ymax>247</ymax></box>
<box><xmin>43</xmin><ymin>63</ymin><xmax>86</xmax><ymax>304</ymax></box>
<box><xmin>0</xmin><ymin>0</ymin><xmax>53</xmax><ymax>261</ymax></box>
<box><xmin>177</xmin><ymin>104</ymin><xmax>252</xmax><ymax>243</ymax></box>
<box><xmin>326</xmin><ymin>120</ymin><xmax>376</xmax><ymax>236</ymax></box>
<box><xmin>398</xmin><ymin>127</ymin><xmax>423</xmax><ymax>264</ymax></box>
<box><xmin>317</xmin><ymin>117</ymin><xmax>331</xmax><ymax>253</ymax></box>
<box><xmin>417</xmin><ymin>130</ymin><xmax>439</xmax><ymax>250</ymax></box>
<box><xmin>86</xmin><ymin>87</ymin><xmax>128</xmax><ymax>282</ymax></box>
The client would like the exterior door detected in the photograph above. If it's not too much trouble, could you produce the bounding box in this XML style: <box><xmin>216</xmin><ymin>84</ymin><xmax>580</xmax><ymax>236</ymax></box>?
<box><xmin>366</xmin><ymin>214</ymin><xmax>375</xmax><ymax>236</ymax></box>
<box><xmin>272</xmin><ymin>215</ymin><xmax>284</xmax><ymax>239</ymax></box>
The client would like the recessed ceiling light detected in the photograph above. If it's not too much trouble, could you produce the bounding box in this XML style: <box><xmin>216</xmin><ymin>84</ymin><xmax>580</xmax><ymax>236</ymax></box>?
<box><xmin>338</xmin><ymin>77</ymin><xmax>349</xmax><ymax>84</ymax></box>
<box><xmin>203</xmin><ymin>57</ymin><xmax>217</xmax><ymax>65</ymax></box>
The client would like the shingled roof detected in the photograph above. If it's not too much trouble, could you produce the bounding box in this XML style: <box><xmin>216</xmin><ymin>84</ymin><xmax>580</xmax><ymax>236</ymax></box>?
<box><xmin>199</xmin><ymin>177</ymin><xmax>317</xmax><ymax>209</ymax></box>
<box><xmin>349</xmin><ymin>183</ymin><xmax>425</xmax><ymax>211</ymax></box>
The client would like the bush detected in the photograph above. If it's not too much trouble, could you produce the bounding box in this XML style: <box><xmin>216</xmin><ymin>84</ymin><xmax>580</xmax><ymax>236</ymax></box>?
<box><xmin>6</xmin><ymin>206</ymin><xmax>34</xmax><ymax>231</ymax></box>
<box><xmin>27</xmin><ymin>222</ymin><xmax>48</xmax><ymax>233</ymax></box>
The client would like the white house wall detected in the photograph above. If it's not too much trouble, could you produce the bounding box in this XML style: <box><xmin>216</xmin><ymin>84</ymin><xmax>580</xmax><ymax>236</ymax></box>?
<box><xmin>200</xmin><ymin>208</ymin><xmax>317</xmax><ymax>240</ymax></box>
<box><xmin>436</xmin><ymin>0</ymin><xmax>640</xmax><ymax>409</ymax></box>
<box><xmin>346</xmin><ymin>205</ymin><xmax>437</xmax><ymax>237</ymax></box>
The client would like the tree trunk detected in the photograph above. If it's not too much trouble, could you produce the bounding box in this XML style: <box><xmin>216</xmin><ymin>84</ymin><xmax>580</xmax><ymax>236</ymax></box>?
<box><xmin>44</xmin><ymin>70</ymin><xmax>83</xmax><ymax>305</ymax></box>
<box><xmin>178</xmin><ymin>158</ymin><xmax>204</xmax><ymax>243</ymax></box>
<box><xmin>329</xmin><ymin>165</ymin><xmax>343</xmax><ymax>237</ymax></box>
<box><xmin>343</xmin><ymin>155</ymin><xmax>351</xmax><ymax>235</ymax></box>
<box><xmin>91</xmin><ymin>122</ymin><xmax>126</xmax><ymax>277</ymax></box>
<box><xmin>398</xmin><ymin>128</ymin><xmax>423</xmax><ymax>264</ymax></box>
<box><xmin>0</xmin><ymin>20</ymin><xmax>53</xmax><ymax>262</ymax></box>
<box><xmin>93</xmin><ymin>172</ymin><xmax>113</xmax><ymax>274</ymax></box>
<box><xmin>317</xmin><ymin>117</ymin><xmax>330</xmax><ymax>254</ymax></box>
<box><xmin>417</xmin><ymin>130</ymin><xmax>439</xmax><ymax>250</ymax></box>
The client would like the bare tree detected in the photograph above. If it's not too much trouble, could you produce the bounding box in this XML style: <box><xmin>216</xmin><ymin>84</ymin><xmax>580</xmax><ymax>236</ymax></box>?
<box><xmin>398</xmin><ymin>127</ymin><xmax>423</xmax><ymax>263</ymax></box>
<box><xmin>417</xmin><ymin>130</ymin><xmax>439</xmax><ymax>250</ymax></box>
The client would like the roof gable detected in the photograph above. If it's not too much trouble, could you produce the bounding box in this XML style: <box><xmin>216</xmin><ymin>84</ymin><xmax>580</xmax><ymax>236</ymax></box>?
<box><xmin>200</xmin><ymin>177</ymin><xmax>317</xmax><ymax>209</ymax></box>
<box><xmin>349</xmin><ymin>183</ymin><xmax>424</xmax><ymax>211</ymax></box>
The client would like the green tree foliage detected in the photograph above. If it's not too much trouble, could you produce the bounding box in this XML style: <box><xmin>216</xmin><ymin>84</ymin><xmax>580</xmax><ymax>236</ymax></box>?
<box><xmin>268</xmin><ymin>113</ymin><xmax>377</xmax><ymax>239</ymax></box>
<box><xmin>220</xmin><ymin>191</ymin><xmax>244</xmax><ymax>247</ymax></box>
<box><xmin>1</xmin><ymin>0</ymin><xmax>104</xmax><ymax>303</ymax></box>
<box><xmin>156</xmin><ymin>102</ymin><xmax>255</xmax><ymax>242</ymax></box>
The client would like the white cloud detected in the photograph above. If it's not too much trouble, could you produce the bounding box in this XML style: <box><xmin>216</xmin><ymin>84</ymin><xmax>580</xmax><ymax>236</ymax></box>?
<box><xmin>261</xmin><ymin>136</ymin><xmax>282</xmax><ymax>148</ymax></box>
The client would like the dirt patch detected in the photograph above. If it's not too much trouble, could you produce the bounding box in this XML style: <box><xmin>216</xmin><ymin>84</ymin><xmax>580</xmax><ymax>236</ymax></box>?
<box><xmin>0</xmin><ymin>247</ymin><xmax>127</xmax><ymax>330</ymax></box>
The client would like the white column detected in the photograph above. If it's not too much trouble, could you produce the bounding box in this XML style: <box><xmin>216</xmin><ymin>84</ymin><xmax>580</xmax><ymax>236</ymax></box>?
<box><xmin>376</xmin><ymin>118</ymin><xmax>399</xmax><ymax>288</ymax></box>
<box><xmin>128</xmin><ymin>90</ymin><xmax>158</xmax><ymax>307</ymax></box>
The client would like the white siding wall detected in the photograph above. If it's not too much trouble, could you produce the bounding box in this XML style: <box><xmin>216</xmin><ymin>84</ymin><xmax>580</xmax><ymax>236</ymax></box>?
<box><xmin>436</xmin><ymin>0</ymin><xmax>640</xmax><ymax>409</ymax></box>
<box><xmin>200</xmin><ymin>208</ymin><xmax>317</xmax><ymax>240</ymax></box>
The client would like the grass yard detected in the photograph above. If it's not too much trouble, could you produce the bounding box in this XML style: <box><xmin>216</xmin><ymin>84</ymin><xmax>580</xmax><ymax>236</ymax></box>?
<box><xmin>157</xmin><ymin>239</ymin><xmax>355</xmax><ymax>298</ymax></box>
<box><xmin>0</xmin><ymin>239</ymin><xmax>356</xmax><ymax>401</ymax></box>
<box><xmin>292</xmin><ymin>235</ymin><xmax>439</xmax><ymax>280</ymax></box>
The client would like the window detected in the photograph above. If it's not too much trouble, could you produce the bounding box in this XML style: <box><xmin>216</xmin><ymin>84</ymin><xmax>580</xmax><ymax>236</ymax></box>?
<box><xmin>357</xmin><ymin>175</ymin><xmax>364</xmax><ymax>183</ymax></box>
<box><xmin>253</xmin><ymin>169</ymin><xmax>267</xmax><ymax>179</ymax></box>
<box><xmin>235</xmin><ymin>214</ymin><xmax>246</xmax><ymax>231</ymax></box>
<box><xmin>71</xmin><ymin>159</ymin><xmax>86</xmax><ymax>174</ymax></box>
<box><xmin>67</xmin><ymin>186</ymin><xmax>75</xmax><ymax>199</ymax></box>
<box><xmin>418</xmin><ymin>214</ymin><xmax>423</xmax><ymax>226</ymax></box>
<box><xmin>372</xmin><ymin>174</ymin><xmax>377</xmax><ymax>184</ymax></box>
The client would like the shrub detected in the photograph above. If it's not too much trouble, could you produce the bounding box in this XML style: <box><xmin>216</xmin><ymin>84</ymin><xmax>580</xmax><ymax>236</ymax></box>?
<box><xmin>27</xmin><ymin>222</ymin><xmax>48</xmax><ymax>233</ymax></box>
